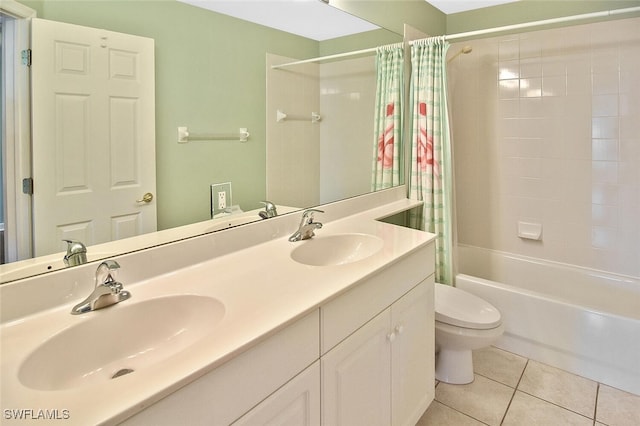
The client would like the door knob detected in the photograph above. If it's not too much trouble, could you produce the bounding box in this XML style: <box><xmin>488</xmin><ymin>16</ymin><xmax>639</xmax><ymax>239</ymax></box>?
<box><xmin>136</xmin><ymin>192</ymin><xmax>153</xmax><ymax>203</ymax></box>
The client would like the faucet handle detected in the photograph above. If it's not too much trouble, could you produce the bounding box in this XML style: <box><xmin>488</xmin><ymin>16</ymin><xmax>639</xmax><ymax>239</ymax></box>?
<box><xmin>95</xmin><ymin>260</ymin><xmax>120</xmax><ymax>287</ymax></box>
<box><xmin>302</xmin><ymin>209</ymin><xmax>324</xmax><ymax>223</ymax></box>
<box><xmin>261</xmin><ymin>200</ymin><xmax>276</xmax><ymax>211</ymax></box>
<box><xmin>303</xmin><ymin>208</ymin><xmax>324</xmax><ymax>217</ymax></box>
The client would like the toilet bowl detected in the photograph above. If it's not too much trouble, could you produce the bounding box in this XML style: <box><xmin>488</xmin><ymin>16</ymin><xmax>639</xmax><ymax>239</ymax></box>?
<box><xmin>434</xmin><ymin>283</ymin><xmax>504</xmax><ymax>384</ymax></box>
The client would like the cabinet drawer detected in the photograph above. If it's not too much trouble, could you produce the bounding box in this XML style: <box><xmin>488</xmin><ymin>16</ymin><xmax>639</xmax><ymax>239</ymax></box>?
<box><xmin>321</xmin><ymin>243</ymin><xmax>434</xmax><ymax>354</ymax></box>
<box><xmin>122</xmin><ymin>310</ymin><xmax>320</xmax><ymax>426</ymax></box>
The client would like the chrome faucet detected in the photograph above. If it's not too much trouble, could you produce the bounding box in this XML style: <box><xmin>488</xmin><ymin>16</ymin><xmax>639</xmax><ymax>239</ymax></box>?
<box><xmin>63</xmin><ymin>239</ymin><xmax>87</xmax><ymax>266</ymax></box>
<box><xmin>70</xmin><ymin>260</ymin><xmax>131</xmax><ymax>315</ymax></box>
<box><xmin>259</xmin><ymin>200</ymin><xmax>278</xmax><ymax>219</ymax></box>
<box><xmin>289</xmin><ymin>209</ymin><xmax>324</xmax><ymax>242</ymax></box>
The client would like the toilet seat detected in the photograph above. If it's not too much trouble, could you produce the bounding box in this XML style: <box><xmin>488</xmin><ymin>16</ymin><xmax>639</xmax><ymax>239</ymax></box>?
<box><xmin>435</xmin><ymin>284</ymin><xmax>501</xmax><ymax>330</ymax></box>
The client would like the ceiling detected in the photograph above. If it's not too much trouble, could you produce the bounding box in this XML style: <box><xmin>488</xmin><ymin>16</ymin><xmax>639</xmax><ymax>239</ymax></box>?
<box><xmin>177</xmin><ymin>0</ymin><xmax>379</xmax><ymax>41</ymax></box>
<box><xmin>178</xmin><ymin>0</ymin><xmax>520</xmax><ymax>41</ymax></box>
<box><xmin>428</xmin><ymin>0</ymin><xmax>519</xmax><ymax>14</ymax></box>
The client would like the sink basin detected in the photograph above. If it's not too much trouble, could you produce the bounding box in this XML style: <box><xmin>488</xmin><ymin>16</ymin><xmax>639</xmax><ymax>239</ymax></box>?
<box><xmin>290</xmin><ymin>233</ymin><xmax>383</xmax><ymax>266</ymax></box>
<box><xmin>19</xmin><ymin>295</ymin><xmax>225</xmax><ymax>391</ymax></box>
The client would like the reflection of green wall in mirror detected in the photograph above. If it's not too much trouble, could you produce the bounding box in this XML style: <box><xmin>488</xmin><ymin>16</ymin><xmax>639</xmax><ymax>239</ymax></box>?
<box><xmin>320</xmin><ymin>28</ymin><xmax>403</xmax><ymax>57</ymax></box>
<box><xmin>330</xmin><ymin>0</ymin><xmax>446</xmax><ymax>37</ymax></box>
<box><xmin>18</xmin><ymin>0</ymin><xmax>406</xmax><ymax>231</ymax></box>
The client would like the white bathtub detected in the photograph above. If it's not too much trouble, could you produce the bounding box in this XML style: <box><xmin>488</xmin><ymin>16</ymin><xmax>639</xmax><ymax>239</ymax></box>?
<box><xmin>456</xmin><ymin>244</ymin><xmax>640</xmax><ymax>395</ymax></box>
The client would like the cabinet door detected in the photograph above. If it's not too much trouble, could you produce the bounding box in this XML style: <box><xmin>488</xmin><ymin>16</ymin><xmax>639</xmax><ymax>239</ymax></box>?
<box><xmin>322</xmin><ymin>310</ymin><xmax>392</xmax><ymax>426</ymax></box>
<box><xmin>233</xmin><ymin>361</ymin><xmax>320</xmax><ymax>426</ymax></box>
<box><xmin>391</xmin><ymin>278</ymin><xmax>435</xmax><ymax>426</ymax></box>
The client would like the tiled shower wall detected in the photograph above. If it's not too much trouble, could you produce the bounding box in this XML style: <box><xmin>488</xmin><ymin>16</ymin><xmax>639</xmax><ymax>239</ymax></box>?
<box><xmin>266</xmin><ymin>54</ymin><xmax>375</xmax><ymax>209</ymax></box>
<box><xmin>266</xmin><ymin>53</ymin><xmax>321</xmax><ymax>209</ymax></box>
<box><xmin>319</xmin><ymin>56</ymin><xmax>376</xmax><ymax>204</ymax></box>
<box><xmin>449</xmin><ymin>17</ymin><xmax>640</xmax><ymax>277</ymax></box>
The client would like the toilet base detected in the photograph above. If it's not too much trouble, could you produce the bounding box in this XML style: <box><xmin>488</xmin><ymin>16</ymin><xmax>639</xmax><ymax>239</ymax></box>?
<box><xmin>435</xmin><ymin>348</ymin><xmax>474</xmax><ymax>384</ymax></box>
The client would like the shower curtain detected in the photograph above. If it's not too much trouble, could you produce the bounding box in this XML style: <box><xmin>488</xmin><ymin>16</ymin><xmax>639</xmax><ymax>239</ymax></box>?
<box><xmin>409</xmin><ymin>37</ymin><xmax>454</xmax><ymax>285</ymax></box>
<box><xmin>371</xmin><ymin>45</ymin><xmax>404</xmax><ymax>191</ymax></box>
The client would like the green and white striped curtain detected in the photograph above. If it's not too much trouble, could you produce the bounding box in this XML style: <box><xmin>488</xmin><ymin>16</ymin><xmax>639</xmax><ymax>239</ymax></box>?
<box><xmin>409</xmin><ymin>37</ymin><xmax>454</xmax><ymax>284</ymax></box>
<box><xmin>371</xmin><ymin>44</ymin><xmax>404</xmax><ymax>191</ymax></box>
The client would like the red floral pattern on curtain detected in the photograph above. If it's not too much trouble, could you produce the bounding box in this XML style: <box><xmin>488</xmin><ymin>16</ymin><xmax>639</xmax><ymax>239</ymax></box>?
<box><xmin>377</xmin><ymin>103</ymin><xmax>395</xmax><ymax>168</ymax></box>
<box><xmin>417</xmin><ymin>102</ymin><xmax>439</xmax><ymax>176</ymax></box>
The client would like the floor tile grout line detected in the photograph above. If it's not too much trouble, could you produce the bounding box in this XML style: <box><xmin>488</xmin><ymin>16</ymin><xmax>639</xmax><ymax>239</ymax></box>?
<box><xmin>498</xmin><ymin>387</ymin><xmax>517</xmax><ymax>425</ymax></box>
<box><xmin>431</xmin><ymin>397</ymin><xmax>492</xmax><ymax>426</ymax></box>
<box><xmin>514</xmin><ymin>358</ymin><xmax>528</xmax><ymax>389</ymax></box>
<box><xmin>427</xmin><ymin>347</ymin><xmax>640</xmax><ymax>426</ymax></box>
<box><xmin>515</xmin><ymin>357</ymin><xmax>600</xmax><ymax>421</ymax></box>
<box><xmin>499</xmin><ymin>359</ymin><xmax>529</xmax><ymax>425</ymax></box>
<box><xmin>474</xmin><ymin>371</ymin><xmax>518</xmax><ymax>389</ymax></box>
<box><xmin>515</xmin><ymin>388</ymin><xmax>597</xmax><ymax>421</ymax></box>
<box><xmin>593</xmin><ymin>383</ymin><xmax>600</xmax><ymax>426</ymax></box>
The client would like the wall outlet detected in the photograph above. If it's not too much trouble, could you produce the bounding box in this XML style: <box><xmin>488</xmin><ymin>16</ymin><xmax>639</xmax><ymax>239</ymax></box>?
<box><xmin>211</xmin><ymin>182</ymin><xmax>232</xmax><ymax>217</ymax></box>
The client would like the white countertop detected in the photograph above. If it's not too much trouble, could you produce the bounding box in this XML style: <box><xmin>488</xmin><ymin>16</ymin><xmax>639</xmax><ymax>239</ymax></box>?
<box><xmin>0</xmin><ymin>199</ymin><xmax>433</xmax><ymax>425</ymax></box>
<box><xmin>0</xmin><ymin>205</ymin><xmax>300</xmax><ymax>284</ymax></box>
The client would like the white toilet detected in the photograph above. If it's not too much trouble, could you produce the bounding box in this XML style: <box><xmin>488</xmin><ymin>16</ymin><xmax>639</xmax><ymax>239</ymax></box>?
<box><xmin>434</xmin><ymin>283</ymin><xmax>504</xmax><ymax>384</ymax></box>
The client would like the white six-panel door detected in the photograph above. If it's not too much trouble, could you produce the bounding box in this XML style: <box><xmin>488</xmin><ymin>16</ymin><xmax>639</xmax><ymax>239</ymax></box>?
<box><xmin>31</xmin><ymin>18</ymin><xmax>156</xmax><ymax>256</ymax></box>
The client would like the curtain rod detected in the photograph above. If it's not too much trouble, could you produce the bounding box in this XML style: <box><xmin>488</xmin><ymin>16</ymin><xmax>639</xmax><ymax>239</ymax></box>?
<box><xmin>272</xmin><ymin>6</ymin><xmax>639</xmax><ymax>69</ymax></box>
<box><xmin>411</xmin><ymin>6</ymin><xmax>640</xmax><ymax>44</ymax></box>
<box><xmin>271</xmin><ymin>42</ymin><xmax>403</xmax><ymax>69</ymax></box>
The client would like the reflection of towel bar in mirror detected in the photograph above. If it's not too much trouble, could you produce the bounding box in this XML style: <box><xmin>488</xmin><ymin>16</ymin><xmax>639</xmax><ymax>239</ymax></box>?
<box><xmin>177</xmin><ymin>126</ymin><xmax>250</xmax><ymax>143</ymax></box>
<box><xmin>276</xmin><ymin>110</ymin><xmax>322</xmax><ymax>123</ymax></box>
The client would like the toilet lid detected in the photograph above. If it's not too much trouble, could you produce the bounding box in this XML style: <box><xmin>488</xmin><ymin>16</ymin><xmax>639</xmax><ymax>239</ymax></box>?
<box><xmin>435</xmin><ymin>284</ymin><xmax>502</xmax><ymax>330</ymax></box>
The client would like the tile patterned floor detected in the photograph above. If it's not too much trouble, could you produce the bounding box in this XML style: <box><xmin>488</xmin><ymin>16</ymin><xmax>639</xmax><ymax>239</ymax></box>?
<box><xmin>417</xmin><ymin>347</ymin><xmax>640</xmax><ymax>426</ymax></box>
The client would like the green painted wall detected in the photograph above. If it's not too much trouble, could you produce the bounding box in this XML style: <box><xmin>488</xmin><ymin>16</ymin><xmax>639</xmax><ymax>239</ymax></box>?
<box><xmin>17</xmin><ymin>0</ymin><xmax>417</xmax><ymax>231</ymax></box>
<box><xmin>446</xmin><ymin>0</ymin><xmax>640</xmax><ymax>36</ymax></box>
<box><xmin>331</xmin><ymin>0</ymin><xmax>446</xmax><ymax>36</ymax></box>
<box><xmin>320</xmin><ymin>28</ymin><xmax>403</xmax><ymax>57</ymax></box>
<box><xmin>20</xmin><ymin>0</ymin><xmax>320</xmax><ymax>230</ymax></box>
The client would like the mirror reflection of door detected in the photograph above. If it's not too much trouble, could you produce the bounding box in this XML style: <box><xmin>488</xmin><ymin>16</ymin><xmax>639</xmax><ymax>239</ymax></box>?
<box><xmin>1</xmin><ymin>4</ymin><xmax>33</xmax><ymax>264</ymax></box>
<box><xmin>30</xmin><ymin>18</ymin><xmax>156</xmax><ymax>257</ymax></box>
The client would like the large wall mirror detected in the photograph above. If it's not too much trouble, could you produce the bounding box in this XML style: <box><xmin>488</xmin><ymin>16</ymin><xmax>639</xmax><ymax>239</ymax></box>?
<box><xmin>1</xmin><ymin>0</ymin><xmax>404</xmax><ymax>283</ymax></box>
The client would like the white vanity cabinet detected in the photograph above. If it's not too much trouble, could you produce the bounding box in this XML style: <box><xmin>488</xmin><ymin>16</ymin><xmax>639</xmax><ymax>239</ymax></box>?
<box><xmin>122</xmin><ymin>242</ymin><xmax>435</xmax><ymax>426</ymax></box>
<box><xmin>321</xmin><ymin>244</ymin><xmax>436</xmax><ymax>426</ymax></box>
<box><xmin>322</xmin><ymin>279</ymin><xmax>434</xmax><ymax>426</ymax></box>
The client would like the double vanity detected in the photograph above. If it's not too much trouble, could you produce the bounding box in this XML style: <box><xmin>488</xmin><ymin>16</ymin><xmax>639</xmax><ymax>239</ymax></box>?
<box><xmin>1</xmin><ymin>189</ymin><xmax>436</xmax><ymax>425</ymax></box>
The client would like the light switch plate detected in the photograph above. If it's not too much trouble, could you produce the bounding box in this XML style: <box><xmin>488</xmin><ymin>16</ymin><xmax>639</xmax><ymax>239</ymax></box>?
<box><xmin>211</xmin><ymin>182</ymin><xmax>232</xmax><ymax>217</ymax></box>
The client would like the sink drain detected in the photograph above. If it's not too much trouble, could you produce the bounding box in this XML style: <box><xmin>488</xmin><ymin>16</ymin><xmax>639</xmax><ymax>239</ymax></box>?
<box><xmin>111</xmin><ymin>368</ymin><xmax>134</xmax><ymax>379</ymax></box>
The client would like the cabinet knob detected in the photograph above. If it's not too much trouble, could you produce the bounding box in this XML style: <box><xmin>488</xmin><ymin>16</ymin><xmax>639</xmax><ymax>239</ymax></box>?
<box><xmin>387</xmin><ymin>332</ymin><xmax>396</xmax><ymax>342</ymax></box>
<box><xmin>395</xmin><ymin>325</ymin><xmax>404</xmax><ymax>335</ymax></box>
